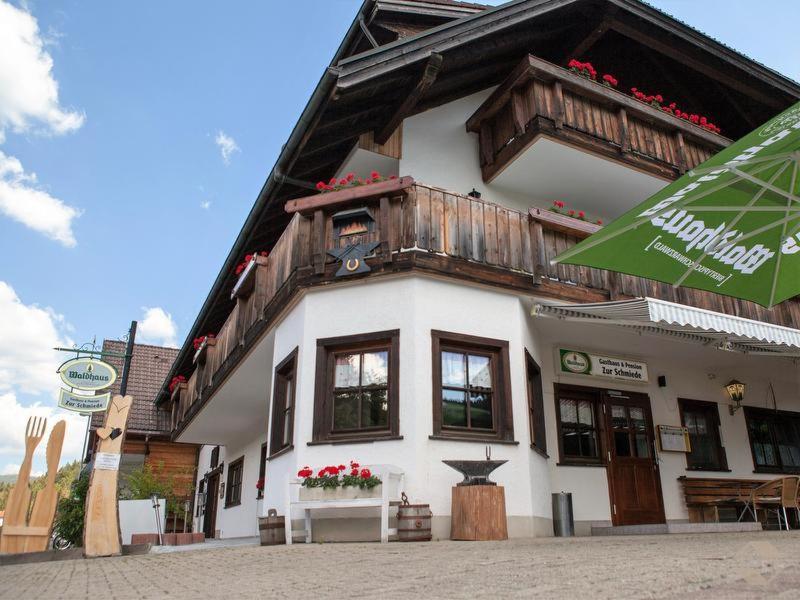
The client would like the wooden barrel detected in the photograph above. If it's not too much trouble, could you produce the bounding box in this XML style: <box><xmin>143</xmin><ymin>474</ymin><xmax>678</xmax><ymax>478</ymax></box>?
<box><xmin>397</xmin><ymin>504</ymin><xmax>432</xmax><ymax>542</ymax></box>
<box><xmin>258</xmin><ymin>509</ymin><xmax>286</xmax><ymax>545</ymax></box>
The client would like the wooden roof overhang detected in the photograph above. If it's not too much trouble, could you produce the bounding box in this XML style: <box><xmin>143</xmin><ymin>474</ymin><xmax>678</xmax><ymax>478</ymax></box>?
<box><xmin>156</xmin><ymin>0</ymin><xmax>800</xmax><ymax>405</ymax></box>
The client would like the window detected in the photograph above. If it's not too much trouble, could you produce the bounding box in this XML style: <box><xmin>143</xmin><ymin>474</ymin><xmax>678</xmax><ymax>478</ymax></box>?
<box><xmin>257</xmin><ymin>443</ymin><xmax>268</xmax><ymax>499</ymax></box>
<box><xmin>431</xmin><ymin>331</ymin><xmax>514</xmax><ymax>442</ymax></box>
<box><xmin>679</xmin><ymin>399</ymin><xmax>728</xmax><ymax>471</ymax></box>
<box><xmin>525</xmin><ymin>350</ymin><xmax>547</xmax><ymax>456</ymax></box>
<box><xmin>745</xmin><ymin>406</ymin><xmax>800</xmax><ymax>474</ymax></box>
<box><xmin>210</xmin><ymin>446</ymin><xmax>220</xmax><ymax>469</ymax></box>
<box><xmin>312</xmin><ymin>330</ymin><xmax>400</xmax><ymax>443</ymax></box>
<box><xmin>269</xmin><ymin>348</ymin><xmax>298</xmax><ymax>457</ymax></box>
<box><xmin>555</xmin><ymin>385</ymin><xmax>601</xmax><ymax>464</ymax></box>
<box><xmin>225</xmin><ymin>457</ymin><xmax>244</xmax><ymax>508</ymax></box>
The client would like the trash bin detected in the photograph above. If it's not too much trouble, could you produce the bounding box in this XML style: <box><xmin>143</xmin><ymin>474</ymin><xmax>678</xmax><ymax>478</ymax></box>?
<box><xmin>552</xmin><ymin>492</ymin><xmax>574</xmax><ymax>537</ymax></box>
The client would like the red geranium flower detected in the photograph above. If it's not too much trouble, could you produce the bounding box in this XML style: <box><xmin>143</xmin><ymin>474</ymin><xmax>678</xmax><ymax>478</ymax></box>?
<box><xmin>360</xmin><ymin>468</ymin><xmax>371</xmax><ymax>479</ymax></box>
<box><xmin>350</xmin><ymin>461</ymin><xmax>359</xmax><ymax>469</ymax></box>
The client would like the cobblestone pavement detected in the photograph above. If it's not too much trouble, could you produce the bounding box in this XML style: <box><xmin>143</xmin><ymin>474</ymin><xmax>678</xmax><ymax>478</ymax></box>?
<box><xmin>2</xmin><ymin>532</ymin><xmax>800</xmax><ymax>599</ymax></box>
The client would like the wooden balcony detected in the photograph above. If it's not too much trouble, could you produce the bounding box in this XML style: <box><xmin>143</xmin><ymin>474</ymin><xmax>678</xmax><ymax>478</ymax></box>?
<box><xmin>167</xmin><ymin>179</ymin><xmax>800</xmax><ymax>435</ymax></box>
<box><xmin>466</xmin><ymin>55</ymin><xmax>731</xmax><ymax>182</ymax></box>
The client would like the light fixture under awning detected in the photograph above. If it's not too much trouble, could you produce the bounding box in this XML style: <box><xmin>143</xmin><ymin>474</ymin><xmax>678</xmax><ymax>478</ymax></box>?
<box><xmin>532</xmin><ymin>297</ymin><xmax>800</xmax><ymax>356</ymax></box>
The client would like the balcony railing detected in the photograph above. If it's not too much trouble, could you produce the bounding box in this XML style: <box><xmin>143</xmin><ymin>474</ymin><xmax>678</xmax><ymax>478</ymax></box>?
<box><xmin>167</xmin><ymin>179</ymin><xmax>800</xmax><ymax>433</ymax></box>
<box><xmin>466</xmin><ymin>55</ymin><xmax>731</xmax><ymax>182</ymax></box>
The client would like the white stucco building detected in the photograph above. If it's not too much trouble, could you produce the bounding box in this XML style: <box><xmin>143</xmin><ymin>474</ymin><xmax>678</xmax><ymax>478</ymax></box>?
<box><xmin>156</xmin><ymin>0</ymin><xmax>800</xmax><ymax>540</ymax></box>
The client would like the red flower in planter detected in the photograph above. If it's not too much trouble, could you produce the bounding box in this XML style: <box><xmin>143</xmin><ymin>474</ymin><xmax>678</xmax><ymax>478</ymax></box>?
<box><xmin>168</xmin><ymin>375</ymin><xmax>186</xmax><ymax>394</ymax></box>
<box><xmin>578</xmin><ymin>210</ymin><xmax>585</xmax><ymax>219</ymax></box>
<box><xmin>360</xmin><ymin>468</ymin><xmax>371</xmax><ymax>479</ymax></box>
<box><xmin>350</xmin><ymin>468</ymin><xmax>358</xmax><ymax>476</ymax></box>
<box><xmin>338</xmin><ymin>464</ymin><xmax>346</xmax><ymax>472</ymax></box>
<box><xmin>234</xmin><ymin>251</ymin><xmax>269</xmax><ymax>278</ymax></box>
<box><xmin>256</xmin><ymin>478</ymin><xmax>265</xmax><ymax>491</ymax></box>
<box><xmin>350</xmin><ymin>461</ymin><xmax>360</xmax><ymax>469</ymax></box>
<box><xmin>602</xmin><ymin>74</ymin><xmax>618</xmax><ymax>88</ymax></box>
<box><xmin>568</xmin><ymin>209</ymin><xmax>575</xmax><ymax>217</ymax></box>
<box><xmin>596</xmin><ymin>219</ymin><xmax>603</xmax><ymax>225</ymax></box>
<box><xmin>298</xmin><ymin>467</ymin><xmax>313</xmax><ymax>479</ymax></box>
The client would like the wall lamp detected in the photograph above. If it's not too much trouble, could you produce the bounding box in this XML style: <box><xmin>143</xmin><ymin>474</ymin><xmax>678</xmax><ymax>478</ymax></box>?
<box><xmin>725</xmin><ymin>379</ymin><xmax>745</xmax><ymax>415</ymax></box>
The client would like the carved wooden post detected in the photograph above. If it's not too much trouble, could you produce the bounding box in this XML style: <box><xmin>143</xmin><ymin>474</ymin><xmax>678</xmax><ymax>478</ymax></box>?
<box><xmin>675</xmin><ymin>131</ymin><xmax>688</xmax><ymax>174</ymax></box>
<box><xmin>379</xmin><ymin>195</ymin><xmax>392</xmax><ymax>264</ymax></box>
<box><xmin>617</xmin><ymin>108</ymin><xmax>630</xmax><ymax>154</ymax></box>
<box><xmin>552</xmin><ymin>81</ymin><xmax>565</xmax><ymax>130</ymax></box>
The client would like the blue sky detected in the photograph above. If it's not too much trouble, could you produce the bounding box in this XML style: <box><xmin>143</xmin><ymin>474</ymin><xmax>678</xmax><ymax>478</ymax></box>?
<box><xmin>0</xmin><ymin>0</ymin><xmax>797</xmax><ymax>474</ymax></box>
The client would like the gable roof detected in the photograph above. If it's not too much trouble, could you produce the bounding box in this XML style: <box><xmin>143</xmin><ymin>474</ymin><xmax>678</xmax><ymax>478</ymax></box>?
<box><xmin>95</xmin><ymin>340</ymin><xmax>177</xmax><ymax>433</ymax></box>
<box><xmin>156</xmin><ymin>0</ymin><xmax>800</xmax><ymax>404</ymax></box>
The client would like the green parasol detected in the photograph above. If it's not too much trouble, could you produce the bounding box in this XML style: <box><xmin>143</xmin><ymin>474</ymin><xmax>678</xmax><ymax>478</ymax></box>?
<box><xmin>553</xmin><ymin>101</ymin><xmax>800</xmax><ymax>308</ymax></box>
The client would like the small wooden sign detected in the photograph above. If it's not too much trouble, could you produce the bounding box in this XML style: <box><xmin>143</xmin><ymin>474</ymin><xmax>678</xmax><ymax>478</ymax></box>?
<box><xmin>657</xmin><ymin>425</ymin><xmax>691</xmax><ymax>452</ymax></box>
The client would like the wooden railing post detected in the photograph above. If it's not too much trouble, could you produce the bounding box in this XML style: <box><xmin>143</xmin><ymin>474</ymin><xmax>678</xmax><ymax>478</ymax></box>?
<box><xmin>379</xmin><ymin>195</ymin><xmax>392</xmax><ymax>264</ymax></box>
<box><xmin>312</xmin><ymin>209</ymin><xmax>326</xmax><ymax>275</ymax></box>
<box><xmin>617</xmin><ymin>108</ymin><xmax>630</xmax><ymax>154</ymax></box>
<box><xmin>675</xmin><ymin>131</ymin><xmax>688</xmax><ymax>174</ymax></box>
<box><xmin>530</xmin><ymin>219</ymin><xmax>545</xmax><ymax>284</ymax></box>
<box><xmin>511</xmin><ymin>88</ymin><xmax>526</xmax><ymax>136</ymax></box>
<box><xmin>552</xmin><ymin>81</ymin><xmax>565</xmax><ymax>130</ymax></box>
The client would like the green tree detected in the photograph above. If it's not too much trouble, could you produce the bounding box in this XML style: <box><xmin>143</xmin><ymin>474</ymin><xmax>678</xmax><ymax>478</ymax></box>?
<box><xmin>52</xmin><ymin>472</ymin><xmax>89</xmax><ymax>547</ymax></box>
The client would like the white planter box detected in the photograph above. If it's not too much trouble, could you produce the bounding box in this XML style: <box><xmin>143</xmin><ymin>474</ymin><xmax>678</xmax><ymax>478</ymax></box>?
<box><xmin>298</xmin><ymin>485</ymin><xmax>382</xmax><ymax>501</ymax></box>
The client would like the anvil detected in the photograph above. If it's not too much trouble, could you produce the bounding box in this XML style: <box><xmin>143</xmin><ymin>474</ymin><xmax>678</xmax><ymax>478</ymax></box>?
<box><xmin>327</xmin><ymin>241</ymin><xmax>380</xmax><ymax>277</ymax></box>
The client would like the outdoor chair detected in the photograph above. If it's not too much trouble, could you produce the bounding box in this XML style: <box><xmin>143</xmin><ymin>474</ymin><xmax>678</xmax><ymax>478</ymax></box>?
<box><xmin>740</xmin><ymin>476</ymin><xmax>800</xmax><ymax>530</ymax></box>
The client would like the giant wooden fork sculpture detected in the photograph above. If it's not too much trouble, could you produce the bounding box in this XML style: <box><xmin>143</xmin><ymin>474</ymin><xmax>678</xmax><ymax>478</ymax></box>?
<box><xmin>0</xmin><ymin>417</ymin><xmax>66</xmax><ymax>554</ymax></box>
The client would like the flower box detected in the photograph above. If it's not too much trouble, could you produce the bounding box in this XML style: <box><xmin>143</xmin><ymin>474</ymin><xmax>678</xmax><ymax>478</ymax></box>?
<box><xmin>192</xmin><ymin>336</ymin><xmax>216</xmax><ymax>366</ymax></box>
<box><xmin>231</xmin><ymin>255</ymin><xmax>269</xmax><ymax>300</ymax></box>
<box><xmin>299</xmin><ymin>484</ymin><xmax>382</xmax><ymax>502</ymax></box>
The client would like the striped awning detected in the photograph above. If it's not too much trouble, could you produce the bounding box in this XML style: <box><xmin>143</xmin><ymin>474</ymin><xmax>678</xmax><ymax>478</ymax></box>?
<box><xmin>532</xmin><ymin>297</ymin><xmax>800</xmax><ymax>356</ymax></box>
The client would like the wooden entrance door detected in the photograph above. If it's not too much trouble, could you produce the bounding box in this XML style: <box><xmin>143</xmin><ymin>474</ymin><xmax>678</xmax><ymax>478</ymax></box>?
<box><xmin>203</xmin><ymin>473</ymin><xmax>219</xmax><ymax>539</ymax></box>
<box><xmin>603</xmin><ymin>392</ymin><xmax>665</xmax><ymax>526</ymax></box>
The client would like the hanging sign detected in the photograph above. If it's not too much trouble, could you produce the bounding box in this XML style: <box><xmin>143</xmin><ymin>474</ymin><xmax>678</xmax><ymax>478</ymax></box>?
<box><xmin>58</xmin><ymin>357</ymin><xmax>117</xmax><ymax>391</ymax></box>
<box><xmin>559</xmin><ymin>348</ymin><xmax>649</xmax><ymax>383</ymax></box>
<box><xmin>58</xmin><ymin>389</ymin><xmax>111</xmax><ymax>413</ymax></box>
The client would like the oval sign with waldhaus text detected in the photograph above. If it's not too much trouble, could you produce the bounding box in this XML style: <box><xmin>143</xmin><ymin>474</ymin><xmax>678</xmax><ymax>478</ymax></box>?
<box><xmin>58</xmin><ymin>357</ymin><xmax>118</xmax><ymax>391</ymax></box>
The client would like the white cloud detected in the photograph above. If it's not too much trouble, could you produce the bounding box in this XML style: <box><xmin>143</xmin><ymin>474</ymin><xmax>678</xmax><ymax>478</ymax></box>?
<box><xmin>0</xmin><ymin>151</ymin><xmax>81</xmax><ymax>246</ymax></box>
<box><xmin>0</xmin><ymin>1</ymin><xmax>85</xmax><ymax>141</ymax></box>
<box><xmin>0</xmin><ymin>281</ymin><xmax>72</xmax><ymax>396</ymax></box>
<box><xmin>0</xmin><ymin>392</ymin><xmax>87</xmax><ymax>475</ymax></box>
<box><xmin>200</xmin><ymin>199</ymin><xmax>211</xmax><ymax>210</ymax></box>
<box><xmin>138</xmin><ymin>307</ymin><xmax>178</xmax><ymax>347</ymax></box>
<box><xmin>214</xmin><ymin>130</ymin><xmax>239</xmax><ymax>165</ymax></box>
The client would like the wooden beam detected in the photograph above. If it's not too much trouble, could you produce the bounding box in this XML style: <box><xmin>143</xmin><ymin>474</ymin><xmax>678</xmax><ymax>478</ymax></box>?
<box><xmin>284</xmin><ymin>176</ymin><xmax>415</xmax><ymax>215</ymax></box>
<box><xmin>375</xmin><ymin>53</ymin><xmax>443</xmax><ymax>145</ymax></box>
<box><xmin>608</xmin><ymin>19</ymin><xmax>783</xmax><ymax>109</ymax></box>
<box><xmin>561</xmin><ymin>20</ymin><xmax>610</xmax><ymax>64</ymax></box>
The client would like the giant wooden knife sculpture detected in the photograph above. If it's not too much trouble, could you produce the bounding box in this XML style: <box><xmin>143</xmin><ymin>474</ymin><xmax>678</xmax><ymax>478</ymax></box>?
<box><xmin>84</xmin><ymin>394</ymin><xmax>133</xmax><ymax>557</ymax></box>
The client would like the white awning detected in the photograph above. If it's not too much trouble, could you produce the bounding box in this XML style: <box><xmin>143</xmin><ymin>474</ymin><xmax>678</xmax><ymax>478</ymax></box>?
<box><xmin>532</xmin><ymin>297</ymin><xmax>800</xmax><ymax>356</ymax></box>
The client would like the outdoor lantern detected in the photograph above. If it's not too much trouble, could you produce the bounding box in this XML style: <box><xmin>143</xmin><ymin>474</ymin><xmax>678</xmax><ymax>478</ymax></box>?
<box><xmin>725</xmin><ymin>379</ymin><xmax>746</xmax><ymax>415</ymax></box>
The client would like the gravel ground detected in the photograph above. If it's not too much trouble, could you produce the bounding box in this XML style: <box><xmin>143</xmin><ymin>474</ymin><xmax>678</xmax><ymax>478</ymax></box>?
<box><xmin>2</xmin><ymin>531</ymin><xmax>799</xmax><ymax>599</ymax></box>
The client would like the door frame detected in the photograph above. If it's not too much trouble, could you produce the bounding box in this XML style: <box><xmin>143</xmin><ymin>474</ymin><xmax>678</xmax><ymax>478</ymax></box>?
<box><xmin>203</xmin><ymin>466</ymin><xmax>222</xmax><ymax>539</ymax></box>
<box><xmin>554</xmin><ymin>383</ymin><xmax>665</xmax><ymax>526</ymax></box>
<box><xmin>602</xmin><ymin>389</ymin><xmax>665</xmax><ymax>526</ymax></box>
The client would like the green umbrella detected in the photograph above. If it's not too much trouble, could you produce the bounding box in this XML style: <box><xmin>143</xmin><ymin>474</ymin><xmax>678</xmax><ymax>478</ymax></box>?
<box><xmin>553</xmin><ymin>101</ymin><xmax>800</xmax><ymax>308</ymax></box>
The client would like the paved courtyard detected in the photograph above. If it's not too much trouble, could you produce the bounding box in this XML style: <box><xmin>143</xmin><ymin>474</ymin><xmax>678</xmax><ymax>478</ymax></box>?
<box><xmin>2</xmin><ymin>531</ymin><xmax>800</xmax><ymax>599</ymax></box>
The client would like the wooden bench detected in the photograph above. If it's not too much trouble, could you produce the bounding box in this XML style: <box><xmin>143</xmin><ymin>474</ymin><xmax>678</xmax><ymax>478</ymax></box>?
<box><xmin>678</xmin><ymin>476</ymin><xmax>768</xmax><ymax>523</ymax></box>
<box><xmin>285</xmin><ymin>465</ymin><xmax>404</xmax><ymax>544</ymax></box>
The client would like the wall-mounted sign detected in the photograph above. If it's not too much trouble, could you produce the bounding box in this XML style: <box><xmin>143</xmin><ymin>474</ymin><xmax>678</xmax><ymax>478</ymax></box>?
<box><xmin>94</xmin><ymin>452</ymin><xmax>121</xmax><ymax>471</ymax></box>
<box><xmin>657</xmin><ymin>425</ymin><xmax>691</xmax><ymax>452</ymax></box>
<box><xmin>58</xmin><ymin>389</ymin><xmax>111</xmax><ymax>413</ymax></box>
<box><xmin>58</xmin><ymin>357</ymin><xmax>117</xmax><ymax>391</ymax></box>
<box><xmin>559</xmin><ymin>349</ymin><xmax>649</xmax><ymax>383</ymax></box>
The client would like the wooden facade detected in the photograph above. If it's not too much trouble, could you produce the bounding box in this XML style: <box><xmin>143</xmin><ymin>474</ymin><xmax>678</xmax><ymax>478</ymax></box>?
<box><xmin>167</xmin><ymin>180</ymin><xmax>800</xmax><ymax>436</ymax></box>
<box><xmin>466</xmin><ymin>55</ymin><xmax>730</xmax><ymax>182</ymax></box>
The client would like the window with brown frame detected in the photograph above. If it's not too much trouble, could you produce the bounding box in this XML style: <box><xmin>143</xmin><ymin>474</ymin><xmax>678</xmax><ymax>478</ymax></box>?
<box><xmin>744</xmin><ymin>406</ymin><xmax>800</xmax><ymax>474</ymax></box>
<box><xmin>312</xmin><ymin>330</ymin><xmax>400</xmax><ymax>443</ymax></box>
<box><xmin>555</xmin><ymin>385</ymin><xmax>602</xmax><ymax>465</ymax></box>
<box><xmin>269</xmin><ymin>348</ymin><xmax>298</xmax><ymax>458</ymax></box>
<box><xmin>525</xmin><ymin>350</ymin><xmax>547</xmax><ymax>456</ymax></box>
<box><xmin>225</xmin><ymin>456</ymin><xmax>244</xmax><ymax>508</ymax></box>
<box><xmin>431</xmin><ymin>331</ymin><xmax>514</xmax><ymax>442</ymax></box>
<box><xmin>256</xmin><ymin>443</ymin><xmax>268</xmax><ymax>499</ymax></box>
<box><xmin>210</xmin><ymin>445</ymin><xmax>219</xmax><ymax>469</ymax></box>
<box><xmin>678</xmin><ymin>399</ymin><xmax>728</xmax><ymax>471</ymax></box>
